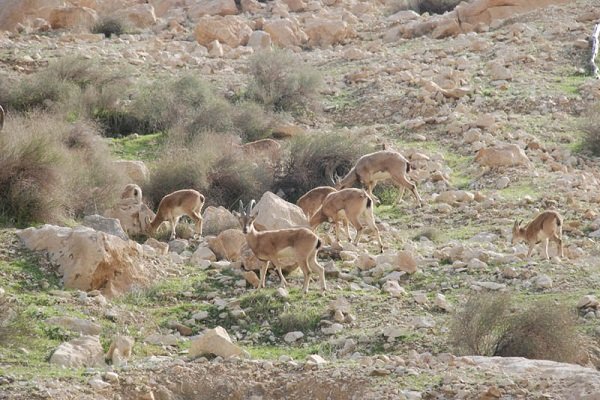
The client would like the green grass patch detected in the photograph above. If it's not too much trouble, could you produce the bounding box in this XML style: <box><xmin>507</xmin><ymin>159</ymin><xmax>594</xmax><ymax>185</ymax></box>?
<box><xmin>109</xmin><ymin>132</ymin><xmax>163</xmax><ymax>161</ymax></box>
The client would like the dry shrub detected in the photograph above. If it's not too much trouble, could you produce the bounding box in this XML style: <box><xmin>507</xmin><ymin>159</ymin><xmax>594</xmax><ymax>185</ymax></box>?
<box><xmin>0</xmin><ymin>112</ymin><xmax>126</xmax><ymax>225</ymax></box>
<box><xmin>247</xmin><ymin>49</ymin><xmax>322</xmax><ymax>114</ymax></box>
<box><xmin>233</xmin><ymin>101</ymin><xmax>273</xmax><ymax>143</ymax></box>
<box><xmin>276</xmin><ymin>132</ymin><xmax>370</xmax><ymax>202</ymax></box>
<box><xmin>144</xmin><ymin>132</ymin><xmax>274</xmax><ymax>210</ymax></box>
<box><xmin>449</xmin><ymin>292</ymin><xmax>583</xmax><ymax>363</ymax></box>
<box><xmin>582</xmin><ymin>104</ymin><xmax>600</xmax><ymax>156</ymax></box>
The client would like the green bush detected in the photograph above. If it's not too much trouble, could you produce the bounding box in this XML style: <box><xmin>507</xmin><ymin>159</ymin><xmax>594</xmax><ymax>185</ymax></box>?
<box><xmin>449</xmin><ymin>293</ymin><xmax>583</xmax><ymax>363</ymax></box>
<box><xmin>247</xmin><ymin>49</ymin><xmax>322</xmax><ymax>114</ymax></box>
<box><xmin>276</xmin><ymin>132</ymin><xmax>370</xmax><ymax>202</ymax></box>
<box><xmin>418</xmin><ymin>0</ymin><xmax>462</xmax><ymax>14</ymax></box>
<box><xmin>0</xmin><ymin>113</ymin><xmax>126</xmax><ymax>225</ymax></box>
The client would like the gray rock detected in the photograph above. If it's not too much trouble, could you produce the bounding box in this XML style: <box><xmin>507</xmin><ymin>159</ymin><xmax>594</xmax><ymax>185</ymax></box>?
<box><xmin>82</xmin><ymin>215</ymin><xmax>128</xmax><ymax>241</ymax></box>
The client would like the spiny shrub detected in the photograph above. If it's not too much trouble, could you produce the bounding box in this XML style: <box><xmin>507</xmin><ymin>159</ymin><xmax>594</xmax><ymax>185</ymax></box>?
<box><xmin>582</xmin><ymin>104</ymin><xmax>600</xmax><ymax>156</ymax></box>
<box><xmin>144</xmin><ymin>133</ymin><xmax>273</xmax><ymax>209</ymax></box>
<box><xmin>449</xmin><ymin>292</ymin><xmax>583</xmax><ymax>363</ymax></box>
<box><xmin>233</xmin><ymin>101</ymin><xmax>273</xmax><ymax>143</ymax></box>
<box><xmin>276</xmin><ymin>132</ymin><xmax>370</xmax><ymax>202</ymax></box>
<box><xmin>92</xmin><ymin>16</ymin><xmax>126</xmax><ymax>38</ymax></box>
<box><xmin>247</xmin><ymin>49</ymin><xmax>322</xmax><ymax>114</ymax></box>
<box><xmin>0</xmin><ymin>112</ymin><xmax>126</xmax><ymax>225</ymax></box>
<box><xmin>418</xmin><ymin>0</ymin><xmax>462</xmax><ymax>14</ymax></box>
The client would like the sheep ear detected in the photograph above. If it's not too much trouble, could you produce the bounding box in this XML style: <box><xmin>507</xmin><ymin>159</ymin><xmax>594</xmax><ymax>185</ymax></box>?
<box><xmin>247</xmin><ymin>199</ymin><xmax>256</xmax><ymax>214</ymax></box>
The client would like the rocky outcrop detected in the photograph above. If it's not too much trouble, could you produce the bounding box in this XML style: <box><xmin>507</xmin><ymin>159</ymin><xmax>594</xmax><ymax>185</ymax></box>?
<box><xmin>83</xmin><ymin>214</ymin><xmax>128</xmax><ymax>241</ymax></box>
<box><xmin>304</xmin><ymin>17</ymin><xmax>353</xmax><ymax>47</ymax></box>
<box><xmin>118</xmin><ymin>4</ymin><xmax>157</xmax><ymax>29</ymax></box>
<box><xmin>45</xmin><ymin>317</ymin><xmax>102</xmax><ymax>336</ymax></box>
<box><xmin>17</xmin><ymin>225</ymin><xmax>149</xmax><ymax>297</ymax></box>
<box><xmin>393</xmin><ymin>0</ymin><xmax>569</xmax><ymax>39</ymax></box>
<box><xmin>49</xmin><ymin>6</ymin><xmax>98</xmax><ymax>31</ymax></box>
<box><xmin>194</xmin><ymin>15</ymin><xmax>252</xmax><ymax>48</ymax></box>
<box><xmin>263</xmin><ymin>19</ymin><xmax>308</xmax><ymax>48</ymax></box>
<box><xmin>50</xmin><ymin>335</ymin><xmax>105</xmax><ymax>368</ymax></box>
<box><xmin>189</xmin><ymin>0</ymin><xmax>239</xmax><ymax>18</ymax></box>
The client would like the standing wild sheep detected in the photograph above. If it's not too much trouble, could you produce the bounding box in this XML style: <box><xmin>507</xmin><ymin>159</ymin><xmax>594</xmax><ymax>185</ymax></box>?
<box><xmin>511</xmin><ymin>210</ymin><xmax>564</xmax><ymax>260</ymax></box>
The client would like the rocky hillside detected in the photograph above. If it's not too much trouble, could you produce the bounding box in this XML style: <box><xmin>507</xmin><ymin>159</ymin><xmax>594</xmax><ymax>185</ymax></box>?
<box><xmin>1</xmin><ymin>0</ymin><xmax>600</xmax><ymax>399</ymax></box>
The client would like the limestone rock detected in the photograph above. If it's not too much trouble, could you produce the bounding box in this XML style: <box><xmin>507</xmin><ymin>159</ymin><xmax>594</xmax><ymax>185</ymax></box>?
<box><xmin>207</xmin><ymin>229</ymin><xmax>246</xmax><ymax>261</ymax></box>
<box><xmin>304</xmin><ymin>17</ymin><xmax>351</xmax><ymax>47</ymax></box>
<box><xmin>45</xmin><ymin>317</ymin><xmax>101</xmax><ymax>336</ymax></box>
<box><xmin>191</xmin><ymin>246</ymin><xmax>217</xmax><ymax>264</ymax></box>
<box><xmin>48</xmin><ymin>6</ymin><xmax>98</xmax><ymax>31</ymax></box>
<box><xmin>263</xmin><ymin>19</ymin><xmax>307</xmax><ymax>48</ymax></box>
<box><xmin>252</xmin><ymin>191</ymin><xmax>309</xmax><ymax>229</ymax></box>
<box><xmin>475</xmin><ymin>143</ymin><xmax>530</xmax><ymax>168</ymax></box>
<box><xmin>82</xmin><ymin>215</ymin><xmax>128</xmax><ymax>241</ymax></box>
<box><xmin>112</xmin><ymin>161</ymin><xmax>149</xmax><ymax>184</ymax></box>
<box><xmin>194</xmin><ymin>15</ymin><xmax>252</xmax><ymax>48</ymax></box>
<box><xmin>17</xmin><ymin>225</ymin><xmax>148</xmax><ymax>298</ymax></box>
<box><xmin>118</xmin><ymin>3</ymin><xmax>156</xmax><ymax>28</ymax></box>
<box><xmin>247</xmin><ymin>30</ymin><xmax>272</xmax><ymax>51</ymax></box>
<box><xmin>50</xmin><ymin>335</ymin><xmax>105</xmax><ymax>368</ymax></box>
<box><xmin>189</xmin><ymin>326</ymin><xmax>245</xmax><ymax>358</ymax></box>
<box><xmin>189</xmin><ymin>0</ymin><xmax>238</xmax><ymax>18</ymax></box>
<box><xmin>284</xmin><ymin>331</ymin><xmax>304</xmax><ymax>343</ymax></box>
<box><xmin>306</xmin><ymin>354</ymin><xmax>327</xmax><ymax>365</ymax></box>
<box><xmin>202</xmin><ymin>206</ymin><xmax>240</xmax><ymax>236</ymax></box>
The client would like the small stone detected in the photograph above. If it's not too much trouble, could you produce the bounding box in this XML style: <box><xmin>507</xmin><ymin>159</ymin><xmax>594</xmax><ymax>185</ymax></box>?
<box><xmin>321</xmin><ymin>323</ymin><xmax>343</xmax><ymax>335</ymax></box>
<box><xmin>276</xmin><ymin>287</ymin><xmax>289</xmax><ymax>298</ymax></box>
<box><xmin>88</xmin><ymin>377</ymin><xmax>111</xmax><ymax>390</ymax></box>
<box><xmin>103</xmin><ymin>372</ymin><xmax>119</xmax><ymax>383</ymax></box>
<box><xmin>496</xmin><ymin>176</ymin><xmax>510</xmax><ymax>189</ymax></box>
<box><xmin>284</xmin><ymin>331</ymin><xmax>304</xmax><ymax>343</ymax></box>
<box><xmin>306</xmin><ymin>354</ymin><xmax>327</xmax><ymax>365</ymax></box>
<box><xmin>534</xmin><ymin>274</ymin><xmax>553</xmax><ymax>289</ymax></box>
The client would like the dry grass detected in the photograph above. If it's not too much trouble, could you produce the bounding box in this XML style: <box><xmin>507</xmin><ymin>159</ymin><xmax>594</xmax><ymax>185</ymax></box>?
<box><xmin>449</xmin><ymin>292</ymin><xmax>583</xmax><ymax>363</ymax></box>
<box><xmin>0</xmin><ymin>112</ymin><xmax>126</xmax><ymax>225</ymax></box>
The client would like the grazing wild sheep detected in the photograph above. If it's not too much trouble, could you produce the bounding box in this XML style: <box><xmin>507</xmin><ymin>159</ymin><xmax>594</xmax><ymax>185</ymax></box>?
<box><xmin>147</xmin><ymin>189</ymin><xmax>205</xmax><ymax>241</ymax></box>
<box><xmin>335</xmin><ymin>150</ymin><xmax>422</xmax><ymax>207</ymax></box>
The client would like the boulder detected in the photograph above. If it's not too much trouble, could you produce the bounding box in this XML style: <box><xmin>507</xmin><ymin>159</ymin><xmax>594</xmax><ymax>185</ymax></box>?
<box><xmin>397</xmin><ymin>0</ymin><xmax>568</xmax><ymax>39</ymax></box>
<box><xmin>474</xmin><ymin>144</ymin><xmax>530</xmax><ymax>168</ymax></box>
<box><xmin>45</xmin><ymin>317</ymin><xmax>101</xmax><ymax>336</ymax></box>
<box><xmin>263</xmin><ymin>18</ymin><xmax>307</xmax><ymax>48</ymax></box>
<box><xmin>252</xmin><ymin>191</ymin><xmax>309</xmax><ymax>229</ymax></box>
<box><xmin>48</xmin><ymin>6</ymin><xmax>98</xmax><ymax>30</ymax></box>
<box><xmin>191</xmin><ymin>246</ymin><xmax>217</xmax><ymax>264</ymax></box>
<box><xmin>247</xmin><ymin>30</ymin><xmax>272</xmax><ymax>51</ymax></box>
<box><xmin>118</xmin><ymin>4</ymin><xmax>157</xmax><ymax>29</ymax></box>
<box><xmin>207</xmin><ymin>229</ymin><xmax>246</xmax><ymax>261</ymax></box>
<box><xmin>194</xmin><ymin>15</ymin><xmax>252</xmax><ymax>48</ymax></box>
<box><xmin>281</xmin><ymin>0</ymin><xmax>307</xmax><ymax>12</ymax></box>
<box><xmin>17</xmin><ymin>225</ymin><xmax>149</xmax><ymax>297</ymax></box>
<box><xmin>303</xmin><ymin>17</ymin><xmax>351</xmax><ymax>47</ymax></box>
<box><xmin>202</xmin><ymin>206</ymin><xmax>242</xmax><ymax>236</ymax></box>
<box><xmin>112</xmin><ymin>160</ymin><xmax>149</xmax><ymax>184</ymax></box>
<box><xmin>189</xmin><ymin>326</ymin><xmax>245</xmax><ymax>358</ymax></box>
<box><xmin>50</xmin><ymin>335</ymin><xmax>105</xmax><ymax>368</ymax></box>
<box><xmin>189</xmin><ymin>0</ymin><xmax>238</xmax><ymax>18</ymax></box>
<box><xmin>104</xmin><ymin>198</ymin><xmax>155</xmax><ymax>237</ymax></box>
<box><xmin>0</xmin><ymin>0</ymin><xmax>63</xmax><ymax>31</ymax></box>
<box><xmin>82</xmin><ymin>214</ymin><xmax>128</xmax><ymax>241</ymax></box>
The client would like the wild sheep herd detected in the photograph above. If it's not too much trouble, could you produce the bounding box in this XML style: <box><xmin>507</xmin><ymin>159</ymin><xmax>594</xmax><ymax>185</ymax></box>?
<box><xmin>143</xmin><ymin>148</ymin><xmax>564</xmax><ymax>294</ymax></box>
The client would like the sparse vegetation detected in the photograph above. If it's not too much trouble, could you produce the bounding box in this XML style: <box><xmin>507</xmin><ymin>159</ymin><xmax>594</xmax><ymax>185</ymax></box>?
<box><xmin>0</xmin><ymin>113</ymin><xmax>126</xmax><ymax>225</ymax></box>
<box><xmin>582</xmin><ymin>104</ymin><xmax>600</xmax><ymax>156</ymax></box>
<box><xmin>276</xmin><ymin>132</ymin><xmax>370</xmax><ymax>202</ymax></box>
<box><xmin>247</xmin><ymin>49</ymin><xmax>322</xmax><ymax>114</ymax></box>
<box><xmin>450</xmin><ymin>293</ymin><xmax>583</xmax><ymax>363</ymax></box>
